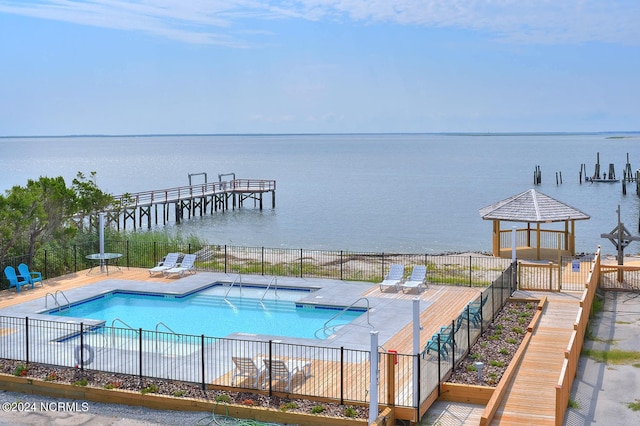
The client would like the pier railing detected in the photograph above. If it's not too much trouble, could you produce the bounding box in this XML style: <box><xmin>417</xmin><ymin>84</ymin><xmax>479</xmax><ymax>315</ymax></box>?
<box><xmin>0</xmin><ymin>241</ymin><xmax>511</xmax><ymax>290</ymax></box>
<box><xmin>112</xmin><ymin>179</ymin><xmax>276</xmax><ymax>207</ymax></box>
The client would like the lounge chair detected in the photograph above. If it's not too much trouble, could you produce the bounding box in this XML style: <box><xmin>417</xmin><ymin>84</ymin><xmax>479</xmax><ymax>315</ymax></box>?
<box><xmin>162</xmin><ymin>253</ymin><xmax>197</xmax><ymax>278</ymax></box>
<box><xmin>401</xmin><ymin>265</ymin><xmax>427</xmax><ymax>293</ymax></box>
<box><xmin>262</xmin><ymin>358</ymin><xmax>311</xmax><ymax>391</ymax></box>
<box><xmin>4</xmin><ymin>266</ymin><xmax>32</xmax><ymax>292</ymax></box>
<box><xmin>231</xmin><ymin>356</ymin><xmax>264</xmax><ymax>388</ymax></box>
<box><xmin>379</xmin><ymin>264</ymin><xmax>404</xmax><ymax>292</ymax></box>
<box><xmin>17</xmin><ymin>263</ymin><xmax>43</xmax><ymax>287</ymax></box>
<box><xmin>149</xmin><ymin>252</ymin><xmax>179</xmax><ymax>276</ymax></box>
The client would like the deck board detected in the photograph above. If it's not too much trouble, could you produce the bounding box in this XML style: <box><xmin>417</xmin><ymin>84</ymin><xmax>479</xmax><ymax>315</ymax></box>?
<box><xmin>490</xmin><ymin>292</ymin><xmax>581</xmax><ymax>425</ymax></box>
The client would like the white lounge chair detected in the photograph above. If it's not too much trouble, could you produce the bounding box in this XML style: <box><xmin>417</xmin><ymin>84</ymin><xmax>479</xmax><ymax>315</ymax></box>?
<box><xmin>162</xmin><ymin>254</ymin><xmax>197</xmax><ymax>278</ymax></box>
<box><xmin>231</xmin><ymin>356</ymin><xmax>264</xmax><ymax>387</ymax></box>
<box><xmin>379</xmin><ymin>264</ymin><xmax>404</xmax><ymax>292</ymax></box>
<box><xmin>148</xmin><ymin>252</ymin><xmax>179</xmax><ymax>276</ymax></box>
<box><xmin>401</xmin><ymin>265</ymin><xmax>427</xmax><ymax>293</ymax></box>
<box><xmin>262</xmin><ymin>358</ymin><xmax>311</xmax><ymax>391</ymax></box>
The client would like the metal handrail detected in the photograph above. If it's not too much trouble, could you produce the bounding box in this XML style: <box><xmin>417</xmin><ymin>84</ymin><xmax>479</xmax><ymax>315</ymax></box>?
<box><xmin>224</xmin><ymin>274</ymin><xmax>242</xmax><ymax>299</ymax></box>
<box><xmin>55</xmin><ymin>290</ymin><xmax>70</xmax><ymax>311</ymax></box>
<box><xmin>155</xmin><ymin>321</ymin><xmax>181</xmax><ymax>353</ymax></box>
<box><xmin>44</xmin><ymin>290</ymin><xmax>70</xmax><ymax>311</ymax></box>
<box><xmin>322</xmin><ymin>297</ymin><xmax>373</xmax><ymax>337</ymax></box>
<box><xmin>111</xmin><ymin>318</ymin><xmax>138</xmax><ymax>347</ymax></box>
<box><xmin>44</xmin><ymin>292</ymin><xmax>57</xmax><ymax>309</ymax></box>
<box><xmin>260</xmin><ymin>276</ymin><xmax>278</xmax><ymax>302</ymax></box>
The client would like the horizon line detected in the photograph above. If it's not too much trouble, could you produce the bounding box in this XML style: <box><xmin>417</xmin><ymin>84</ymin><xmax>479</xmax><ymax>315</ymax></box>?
<box><xmin>2</xmin><ymin>130</ymin><xmax>640</xmax><ymax>139</ymax></box>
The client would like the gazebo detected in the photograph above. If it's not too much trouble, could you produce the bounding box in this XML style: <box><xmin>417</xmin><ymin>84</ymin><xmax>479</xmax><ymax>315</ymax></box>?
<box><xmin>479</xmin><ymin>189</ymin><xmax>591</xmax><ymax>261</ymax></box>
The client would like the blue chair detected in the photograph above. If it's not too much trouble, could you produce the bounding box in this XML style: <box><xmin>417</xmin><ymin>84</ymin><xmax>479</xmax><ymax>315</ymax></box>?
<box><xmin>4</xmin><ymin>266</ymin><xmax>32</xmax><ymax>292</ymax></box>
<box><xmin>18</xmin><ymin>263</ymin><xmax>43</xmax><ymax>287</ymax></box>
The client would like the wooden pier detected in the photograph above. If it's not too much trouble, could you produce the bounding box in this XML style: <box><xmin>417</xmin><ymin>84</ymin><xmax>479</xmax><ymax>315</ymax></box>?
<box><xmin>104</xmin><ymin>178</ymin><xmax>276</xmax><ymax>230</ymax></box>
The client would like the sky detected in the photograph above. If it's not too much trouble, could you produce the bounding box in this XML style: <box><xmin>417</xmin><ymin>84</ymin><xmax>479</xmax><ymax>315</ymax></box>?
<box><xmin>0</xmin><ymin>1</ymin><xmax>639</xmax><ymax>135</ymax></box>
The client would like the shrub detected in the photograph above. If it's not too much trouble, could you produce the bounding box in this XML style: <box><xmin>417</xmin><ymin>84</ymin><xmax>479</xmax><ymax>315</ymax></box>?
<box><xmin>173</xmin><ymin>390</ymin><xmax>186</xmax><ymax>397</ymax></box>
<box><xmin>44</xmin><ymin>372</ymin><xmax>58</xmax><ymax>381</ymax></box>
<box><xmin>500</xmin><ymin>348</ymin><xmax>509</xmax><ymax>355</ymax></box>
<box><xmin>73</xmin><ymin>378</ymin><xmax>88</xmax><ymax>387</ymax></box>
<box><xmin>344</xmin><ymin>406</ymin><xmax>358</xmax><ymax>418</ymax></box>
<box><xmin>280</xmin><ymin>401</ymin><xmax>298</xmax><ymax>412</ymax></box>
<box><xmin>490</xmin><ymin>360</ymin><xmax>505</xmax><ymax>368</ymax></box>
<box><xmin>215</xmin><ymin>394</ymin><xmax>232</xmax><ymax>404</ymax></box>
<box><xmin>311</xmin><ymin>405</ymin><xmax>325</xmax><ymax>414</ymax></box>
<box><xmin>141</xmin><ymin>383</ymin><xmax>159</xmax><ymax>394</ymax></box>
<box><xmin>13</xmin><ymin>363</ymin><xmax>28</xmax><ymax>377</ymax></box>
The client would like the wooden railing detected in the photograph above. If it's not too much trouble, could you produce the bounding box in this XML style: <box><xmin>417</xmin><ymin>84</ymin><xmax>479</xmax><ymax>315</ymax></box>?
<box><xmin>554</xmin><ymin>248</ymin><xmax>600</xmax><ymax>425</ymax></box>
<box><xmin>499</xmin><ymin>228</ymin><xmax>570</xmax><ymax>250</ymax></box>
<box><xmin>111</xmin><ymin>179</ymin><xmax>276</xmax><ymax>207</ymax></box>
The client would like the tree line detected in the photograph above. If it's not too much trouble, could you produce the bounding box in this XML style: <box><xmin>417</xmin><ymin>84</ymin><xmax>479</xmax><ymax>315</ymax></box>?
<box><xmin>0</xmin><ymin>172</ymin><xmax>114</xmax><ymax>261</ymax></box>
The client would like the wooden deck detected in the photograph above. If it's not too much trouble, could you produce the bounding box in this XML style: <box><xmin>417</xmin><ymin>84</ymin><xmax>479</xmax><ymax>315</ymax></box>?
<box><xmin>490</xmin><ymin>291</ymin><xmax>582</xmax><ymax>425</ymax></box>
<box><xmin>0</xmin><ymin>268</ymin><xmax>591</xmax><ymax>424</ymax></box>
<box><xmin>362</xmin><ymin>285</ymin><xmax>482</xmax><ymax>354</ymax></box>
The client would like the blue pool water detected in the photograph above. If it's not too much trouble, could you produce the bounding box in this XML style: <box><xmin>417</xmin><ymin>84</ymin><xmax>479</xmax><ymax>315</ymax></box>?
<box><xmin>48</xmin><ymin>285</ymin><xmax>365</xmax><ymax>339</ymax></box>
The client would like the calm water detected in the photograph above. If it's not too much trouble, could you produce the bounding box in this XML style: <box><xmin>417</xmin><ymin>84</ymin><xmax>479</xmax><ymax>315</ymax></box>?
<box><xmin>1</xmin><ymin>133</ymin><xmax>639</xmax><ymax>255</ymax></box>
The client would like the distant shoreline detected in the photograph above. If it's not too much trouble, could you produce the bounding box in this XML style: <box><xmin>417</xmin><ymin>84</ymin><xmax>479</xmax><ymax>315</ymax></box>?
<box><xmin>2</xmin><ymin>131</ymin><xmax>640</xmax><ymax>139</ymax></box>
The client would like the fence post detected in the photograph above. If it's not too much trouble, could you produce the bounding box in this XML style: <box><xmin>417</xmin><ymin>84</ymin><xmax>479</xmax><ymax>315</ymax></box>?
<box><xmin>261</xmin><ymin>247</ymin><xmax>265</xmax><ymax>276</ymax></box>
<box><xmin>381</xmin><ymin>253</ymin><xmax>385</xmax><ymax>281</ymax></box>
<box><xmin>300</xmin><ymin>248</ymin><xmax>303</xmax><ymax>278</ymax></box>
<box><xmin>74</xmin><ymin>245</ymin><xmax>77</xmax><ymax>273</ymax></box>
<box><xmin>340</xmin><ymin>346</ymin><xmax>344</xmax><ymax>405</ymax></box>
<box><xmin>44</xmin><ymin>250</ymin><xmax>48</xmax><ymax>279</ymax></box>
<box><xmin>201</xmin><ymin>334</ymin><xmax>206</xmax><ymax>390</ymax></box>
<box><xmin>126</xmin><ymin>240</ymin><xmax>130</xmax><ymax>268</ymax></box>
<box><xmin>25</xmin><ymin>317</ymin><xmax>30</xmax><ymax>365</ymax></box>
<box><xmin>340</xmin><ymin>251</ymin><xmax>343</xmax><ymax>280</ymax></box>
<box><xmin>549</xmin><ymin>262</ymin><xmax>553</xmax><ymax>291</ymax></box>
<box><xmin>79</xmin><ymin>322</ymin><xmax>84</xmax><ymax>371</ymax></box>
<box><xmin>466</xmin><ymin>305</ymin><xmax>471</xmax><ymax>350</ymax></box>
<box><xmin>139</xmin><ymin>328</ymin><xmax>143</xmax><ymax>380</ymax></box>
<box><xmin>469</xmin><ymin>255</ymin><xmax>472</xmax><ymax>287</ymax></box>
<box><xmin>224</xmin><ymin>245</ymin><xmax>227</xmax><ymax>274</ymax></box>
<box><xmin>437</xmin><ymin>333</ymin><xmax>441</xmax><ymax>396</ymax></box>
<box><xmin>268</xmin><ymin>340</ymin><xmax>273</xmax><ymax>397</ymax></box>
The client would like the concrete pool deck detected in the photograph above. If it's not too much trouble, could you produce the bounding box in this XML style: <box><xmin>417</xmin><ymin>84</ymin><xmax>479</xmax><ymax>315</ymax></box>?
<box><xmin>0</xmin><ymin>270</ymin><xmax>446</xmax><ymax>351</ymax></box>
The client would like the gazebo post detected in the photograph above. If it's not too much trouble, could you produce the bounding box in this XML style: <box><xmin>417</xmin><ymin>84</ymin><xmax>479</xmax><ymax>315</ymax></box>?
<box><xmin>492</xmin><ymin>220</ymin><xmax>501</xmax><ymax>257</ymax></box>
<box><xmin>536</xmin><ymin>223</ymin><xmax>541</xmax><ymax>260</ymax></box>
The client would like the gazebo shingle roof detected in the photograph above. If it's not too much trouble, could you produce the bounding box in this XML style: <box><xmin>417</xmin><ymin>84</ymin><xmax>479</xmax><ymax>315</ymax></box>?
<box><xmin>479</xmin><ymin>189</ymin><xmax>590</xmax><ymax>223</ymax></box>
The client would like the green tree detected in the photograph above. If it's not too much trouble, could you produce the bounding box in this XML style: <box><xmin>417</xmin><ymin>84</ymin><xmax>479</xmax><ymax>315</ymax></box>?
<box><xmin>71</xmin><ymin>172</ymin><xmax>114</xmax><ymax>231</ymax></box>
<box><xmin>0</xmin><ymin>172</ymin><xmax>114</xmax><ymax>261</ymax></box>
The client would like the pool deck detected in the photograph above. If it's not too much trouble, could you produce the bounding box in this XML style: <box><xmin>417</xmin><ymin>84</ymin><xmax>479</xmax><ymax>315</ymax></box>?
<box><xmin>0</xmin><ymin>267</ymin><xmax>481</xmax><ymax>353</ymax></box>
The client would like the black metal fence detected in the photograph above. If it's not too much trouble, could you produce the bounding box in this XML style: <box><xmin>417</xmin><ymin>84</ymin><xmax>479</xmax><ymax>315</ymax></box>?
<box><xmin>0</xmin><ymin>263</ymin><xmax>516</xmax><ymax>412</ymax></box>
<box><xmin>1</xmin><ymin>241</ymin><xmax>510</xmax><ymax>290</ymax></box>
<box><xmin>417</xmin><ymin>263</ymin><xmax>516</xmax><ymax>413</ymax></box>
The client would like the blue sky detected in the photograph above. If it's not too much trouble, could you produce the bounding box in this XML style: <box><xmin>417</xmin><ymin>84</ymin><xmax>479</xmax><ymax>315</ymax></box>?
<box><xmin>1</xmin><ymin>1</ymin><xmax>639</xmax><ymax>135</ymax></box>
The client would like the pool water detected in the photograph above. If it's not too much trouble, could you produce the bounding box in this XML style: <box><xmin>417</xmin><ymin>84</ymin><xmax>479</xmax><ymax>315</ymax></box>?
<box><xmin>49</xmin><ymin>285</ymin><xmax>365</xmax><ymax>339</ymax></box>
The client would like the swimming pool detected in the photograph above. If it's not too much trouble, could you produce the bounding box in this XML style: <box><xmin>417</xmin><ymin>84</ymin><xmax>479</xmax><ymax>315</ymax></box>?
<box><xmin>47</xmin><ymin>284</ymin><xmax>366</xmax><ymax>340</ymax></box>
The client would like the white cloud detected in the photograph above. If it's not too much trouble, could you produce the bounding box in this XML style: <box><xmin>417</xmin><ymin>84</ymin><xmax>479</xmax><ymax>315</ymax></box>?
<box><xmin>0</xmin><ymin>0</ymin><xmax>638</xmax><ymax>46</ymax></box>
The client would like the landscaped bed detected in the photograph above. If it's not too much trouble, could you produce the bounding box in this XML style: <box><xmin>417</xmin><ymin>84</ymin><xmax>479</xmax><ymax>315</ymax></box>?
<box><xmin>447</xmin><ymin>301</ymin><xmax>537</xmax><ymax>386</ymax></box>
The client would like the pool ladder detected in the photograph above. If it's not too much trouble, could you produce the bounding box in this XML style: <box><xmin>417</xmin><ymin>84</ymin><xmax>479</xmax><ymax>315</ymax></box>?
<box><xmin>224</xmin><ymin>274</ymin><xmax>242</xmax><ymax>300</ymax></box>
<box><xmin>155</xmin><ymin>321</ymin><xmax>181</xmax><ymax>354</ymax></box>
<box><xmin>315</xmin><ymin>297</ymin><xmax>373</xmax><ymax>339</ymax></box>
<box><xmin>260</xmin><ymin>276</ymin><xmax>278</xmax><ymax>301</ymax></box>
<box><xmin>44</xmin><ymin>290</ymin><xmax>70</xmax><ymax>311</ymax></box>
<box><xmin>109</xmin><ymin>318</ymin><xmax>181</xmax><ymax>353</ymax></box>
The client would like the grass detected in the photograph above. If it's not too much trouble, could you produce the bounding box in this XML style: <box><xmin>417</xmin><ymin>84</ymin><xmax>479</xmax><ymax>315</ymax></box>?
<box><xmin>628</xmin><ymin>400</ymin><xmax>640</xmax><ymax>411</ymax></box>
<box><xmin>582</xmin><ymin>349</ymin><xmax>640</xmax><ymax>364</ymax></box>
<box><xmin>568</xmin><ymin>399</ymin><xmax>580</xmax><ymax>409</ymax></box>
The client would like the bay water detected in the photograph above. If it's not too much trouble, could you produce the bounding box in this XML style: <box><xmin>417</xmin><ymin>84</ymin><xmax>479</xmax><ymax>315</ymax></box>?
<box><xmin>1</xmin><ymin>133</ymin><xmax>639</xmax><ymax>256</ymax></box>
